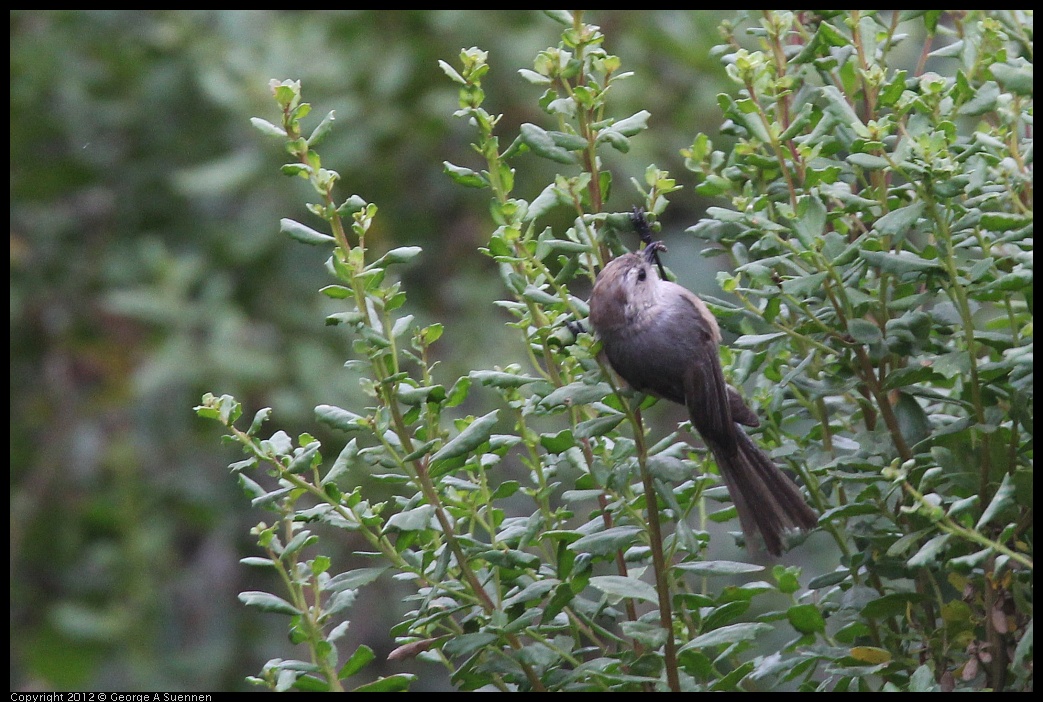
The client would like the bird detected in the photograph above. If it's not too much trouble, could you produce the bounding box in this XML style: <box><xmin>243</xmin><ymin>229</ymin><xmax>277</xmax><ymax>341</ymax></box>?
<box><xmin>588</xmin><ymin>241</ymin><xmax>817</xmax><ymax>554</ymax></box>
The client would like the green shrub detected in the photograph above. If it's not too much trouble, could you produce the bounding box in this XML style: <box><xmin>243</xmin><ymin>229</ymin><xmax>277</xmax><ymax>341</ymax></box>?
<box><xmin>199</xmin><ymin>10</ymin><xmax>1032</xmax><ymax>691</ymax></box>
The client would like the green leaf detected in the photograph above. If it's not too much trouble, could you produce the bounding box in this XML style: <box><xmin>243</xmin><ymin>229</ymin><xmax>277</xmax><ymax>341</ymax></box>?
<box><xmin>446</xmin><ymin>376</ymin><xmax>471</xmax><ymax>407</ymax></box>
<box><xmin>522</xmin><ymin>284</ymin><xmax>560</xmax><ymax>306</ymax></box>
<box><xmin>610</xmin><ymin>109</ymin><xmax>651</xmax><ymax>136</ymax></box>
<box><xmin>307</xmin><ymin>110</ymin><xmax>336</xmax><ymax>147</ymax></box>
<box><xmin>908</xmin><ymin>664</ymin><xmax>940</xmax><ymax>692</ymax></box>
<box><xmin>437</xmin><ymin>59</ymin><xmax>466</xmax><ymax>85</ymax></box>
<box><xmin>518</xmin><ymin>68</ymin><xmax>552</xmax><ymax>85</ymax></box>
<box><xmin>319</xmin><ymin>284</ymin><xmax>352</xmax><ymax>299</ymax></box>
<box><xmin>310</xmin><ymin>555</ymin><xmax>330</xmax><ymax>577</ymax></box>
<box><xmin>599</xmin><ymin>120</ymin><xmax>640</xmax><ymax>151</ymax></box>
<box><xmin>250</xmin><ymin>117</ymin><xmax>287</xmax><ymax>138</ymax></box>
<box><xmin>542</xmin><ymin>9</ymin><xmax>573</xmax><ymax>24</ymax></box>
<box><xmin>469</xmin><ymin>369</ymin><xmax>541</xmax><ymax>389</ymax></box>
<box><xmin>368</xmin><ymin>246</ymin><xmax>423</xmax><ymax>268</ymax></box>
<box><xmin>248</xmin><ymin>407</ymin><xmax>272</xmax><ymax>435</ymax></box>
<box><xmin>846</xmin><ymin>153</ymin><xmax>889</xmax><ymax>169</ymax></box>
<box><xmin>702</xmin><ymin>600</ymin><xmax>751</xmax><ymax>631</ymax></box>
<box><xmin>849</xmin><ymin>646</ymin><xmax>892</xmax><ymax>665</ymax></box>
<box><xmin>860</xmin><ymin>592</ymin><xmax>927</xmax><ymax>619</ymax></box>
<box><xmin>443</xmin><ymin>161</ymin><xmax>488</xmax><ymax>188</ymax></box>
<box><xmin>385</xmin><ymin>504</ymin><xmax>436</xmax><ymax>532</ymax></box>
<box><xmin>674</xmin><ymin>560</ymin><xmax>765</xmax><ymax>576</ymax></box>
<box><xmin>894</xmin><ymin>391</ymin><xmax>930</xmax><ymax>447</ymax></box>
<box><xmin>787</xmin><ymin>603</ymin><xmax>826</xmax><ymax>634</ymax></box>
<box><xmin>286</xmin><ymin>441</ymin><xmax>321</xmax><ymax>474</ymax></box>
<box><xmin>280</xmin><ymin>218</ymin><xmax>335</xmax><ymax>245</ymax></box>
<box><xmin>539</xmin><ymin>381</ymin><xmax>613</xmax><ymax>409</ymax></box>
<box><xmin>238</xmin><ymin>591</ymin><xmax>300</xmax><ymax>615</ymax></box>
<box><xmin>396</xmin><ymin>384</ymin><xmax>446</xmax><ymax>405</ymax></box>
<box><xmin>339</xmin><ymin>644</ymin><xmax>376</xmax><ymax>679</ymax></box>
<box><xmin>240</xmin><ymin>557</ymin><xmax>275</xmax><ymax>568</ymax></box>
<box><xmin>574</xmin><ymin>413</ymin><xmax>624</xmax><ymax>439</ymax></box>
<box><xmin>336</xmin><ymin>195</ymin><xmax>367</xmax><ymax>217</ymax></box>
<box><xmin>442</xmin><ymin>631</ymin><xmax>499</xmax><ymax>659</ymax></box>
<box><xmin>588</xmin><ymin>575</ymin><xmax>659</xmax><ymax>604</ymax></box>
<box><xmin>989</xmin><ymin>60</ymin><xmax>1033</xmax><ymax>96</ymax></box>
<box><xmin>322</xmin><ymin>439</ymin><xmax>357</xmax><ymax>486</ymax></box>
<box><xmin>534</xmin><ymin>227</ymin><xmax>590</xmax><ymax>260</ymax></box>
<box><xmin>527</xmin><ymin>183</ymin><xmax>566</xmax><ymax>221</ymax></box>
<box><xmin>907</xmin><ymin>534</ymin><xmax>951</xmax><ymax>567</ymax></box>
<box><xmin>778</xmin><ymin>102</ymin><xmax>815</xmax><ymax>140</ymax></box>
<box><xmin>791</xmin><ymin>195</ymin><xmax>826</xmax><ymax>248</ymax></box>
<box><xmin>820</xmin><ymin>86</ymin><xmax>868</xmax><ymax>138</ymax></box>
<box><xmin>519</xmin><ymin>123</ymin><xmax>576</xmax><ymax>164</ymax></box>
<box><xmin>291</xmin><ymin>675</ymin><xmax>330</xmax><ymax>692</ymax></box>
<box><xmin>352</xmin><ymin>674</ymin><xmax>415</xmax><ymax>693</ymax></box>
<box><xmin>429</xmin><ymin>410</ymin><xmax>499</xmax><ymax>465</ymax></box>
<box><xmin>283</xmin><ymin>529</ymin><xmax>317</xmax><ymax>557</ymax></box>
<box><xmin>195</xmin><ymin>393</ymin><xmax>243</xmax><ymax>425</ymax></box>
<box><xmin>315</xmin><ymin>404</ymin><xmax>365</xmax><ymax>432</ymax></box>
<box><xmin>539</xmin><ymin>429</ymin><xmax>575</xmax><ymax>453</ymax></box>
<box><xmin>401</xmin><ymin>439</ymin><xmax>438</xmax><ymax>463</ymax></box>
<box><xmin>390</xmin><ymin>315</ymin><xmax>414</xmax><ymax>339</ymax></box>
<box><xmin>680</xmin><ymin>622</ymin><xmax>774</xmax><ymax>650</ymax></box>
<box><xmin>958</xmin><ymin>80</ymin><xmax>1000</xmax><ymax>116</ymax></box>
<box><xmin>237</xmin><ymin>474</ymin><xmax>268</xmax><ymax>502</ymax></box>
<box><xmin>491</xmin><ymin>480</ymin><xmax>520</xmax><ymax>500</ymax></box>
<box><xmin>419</xmin><ymin>322</ymin><xmax>443</xmax><ymax>345</ymax></box>
<box><xmin>859</xmin><ymin>249</ymin><xmax>943</xmax><ymax>276</ymax></box>
<box><xmin>807</xmin><ymin>569</ymin><xmax>850</xmax><ymax>589</ymax></box>
<box><xmin>769</xmin><ymin>567</ymin><xmax>801</xmax><ymax>598</ymax></box>
<box><xmin>732</xmin><ymin>331</ymin><xmax>787</xmax><ymax>348</ymax></box>
<box><xmin>979</xmin><ymin>212</ymin><xmax>1032</xmax><ymax>232</ymax></box>
<box><xmin>977</xmin><ymin>472</ymin><xmax>1016</xmax><ymax>529</ymax></box>
<box><xmin>547</xmin><ymin>130</ymin><xmax>589</xmax><ymax>151</ymax></box>
<box><xmin>780</xmin><ymin>271</ymin><xmax>829</xmax><ymax>298</ymax></box>
<box><xmin>542</xmin><ymin>582</ymin><xmax>576</xmax><ymax>623</ymax></box>
<box><xmin>327</xmin><ymin>567</ymin><xmax>388</xmax><ymax>593</ymax></box>
<box><xmin>569</xmin><ymin>526</ymin><xmax>642</xmax><ymax>556</ymax></box>
<box><xmin>262</xmin><ymin>430</ymin><xmax>293</xmax><ymax>456</ymax></box>
<box><xmin>481</xmin><ymin>548</ymin><xmax>541</xmax><ymax>570</ymax></box>
<box><xmin>873</xmin><ymin>202</ymin><xmax>924</xmax><ymax>240</ymax></box>
<box><xmin>847</xmin><ymin>319</ymin><xmax>882</xmax><ymax>345</ymax></box>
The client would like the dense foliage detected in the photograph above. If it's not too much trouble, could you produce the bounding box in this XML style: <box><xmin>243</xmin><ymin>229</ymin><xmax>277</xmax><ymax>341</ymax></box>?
<box><xmin>12</xmin><ymin>10</ymin><xmax>1031</xmax><ymax>693</ymax></box>
<box><xmin>11</xmin><ymin>10</ymin><xmax>730</xmax><ymax>692</ymax></box>
<box><xmin>200</xmin><ymin>10</ymin><xmax>1032</xmax><ymax>692</ymax></box>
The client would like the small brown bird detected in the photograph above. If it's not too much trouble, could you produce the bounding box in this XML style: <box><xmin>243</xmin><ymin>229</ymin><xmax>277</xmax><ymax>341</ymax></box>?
<box><xmin>588</xmin><ymin>243</ymin><xmax>817</xmax><ymax>555</ymax></box>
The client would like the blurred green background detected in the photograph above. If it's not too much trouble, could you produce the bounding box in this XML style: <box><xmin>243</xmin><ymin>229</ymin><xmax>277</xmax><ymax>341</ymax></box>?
<box><xmin>10</xmin><ymin>10</ymin><xmax>733</xmax><ymax>691</ymax></box>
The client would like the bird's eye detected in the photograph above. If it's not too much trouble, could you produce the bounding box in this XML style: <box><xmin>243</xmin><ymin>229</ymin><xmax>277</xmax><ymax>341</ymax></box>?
<box><xmin>637</xmin><ymin>268</ymin><xmax>647</xmax><ymax>281</ymax></box>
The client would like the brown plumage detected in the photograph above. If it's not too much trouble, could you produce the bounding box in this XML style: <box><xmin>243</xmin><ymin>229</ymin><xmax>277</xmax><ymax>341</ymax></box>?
<box><xmin>588</xmin><ymin>245</ymin><xmax>817</xmax><ymax>555</ymax></box>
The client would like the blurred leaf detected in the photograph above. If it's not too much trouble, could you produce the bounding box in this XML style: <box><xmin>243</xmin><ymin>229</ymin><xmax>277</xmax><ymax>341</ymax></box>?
<box><xmin>977</xmin><ymin>472</ymin><xmax>1016</xmax><ymax>529</ymax></box>
<box><xmin>281</xmin><ymin>218</ymin><xmax>335</xmax><ymax>245</ymax></box>
<box><xmin>429</xmin><ymin>410</ymin><xmax>499</xmax><ymax>466</ymax></box>
<box><xmin>519</xmin><ymin>123</ymin><xmax>577</xmax><ymax>164</ymax></box>
<box><xmin>385</xmin><ymin>505</ymin><xmax>436</xmax><ymax>532</ymax></box>
<box><xmin>239</xmin><ymin>591</ymin><xmax>300</xmax><ymax>616</ymax></box>
<box><xmin>859</xmin><ymin>249</ymin><xmax>943</xmax><ymax>275</ymax></box>
<box><xmin>681</xmin><ymin>622</ymin><xmax>774</xmax><ymax>651</ymax></box>
<box><xmin>338</xmin><ymin>645</ymin><xmax>375</xmax><ymax>679</ymax></box>
<box><xmin>674</xmin><ymin>560</ymin><xmax>765</xmax><ymax>576</ymax></box>
<box><xmin>787</xmin><ymin>604</ymin><xmax>826</xmax><ymax>634</ymax></box>
<box><xmin>588</xmin><ymin>575</ymin><xmax>659</xmax><ymax>604</ymax></box>
<box><xmin>569</xmin><ymin>527</ymin><xmax>642</xmax><ymax>556</ymax></box>
<box><xmin>352</xmin><ymin>674</ymin><xmax>415</xmax><ymax>692</ymax></box>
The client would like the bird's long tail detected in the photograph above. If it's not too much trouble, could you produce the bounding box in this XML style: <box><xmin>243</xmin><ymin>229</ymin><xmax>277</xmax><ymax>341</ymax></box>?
<box><xmin>710</xmin><ymin>430</ymin><xmax>817</xmax><ymax>555</ymax></box>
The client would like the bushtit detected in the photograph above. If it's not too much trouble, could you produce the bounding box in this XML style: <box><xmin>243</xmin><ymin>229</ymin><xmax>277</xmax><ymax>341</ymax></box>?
<box><xmin>588</xmin><ymin>243</ymin><xmax>817</xmax><ymax>555</ymax></box>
